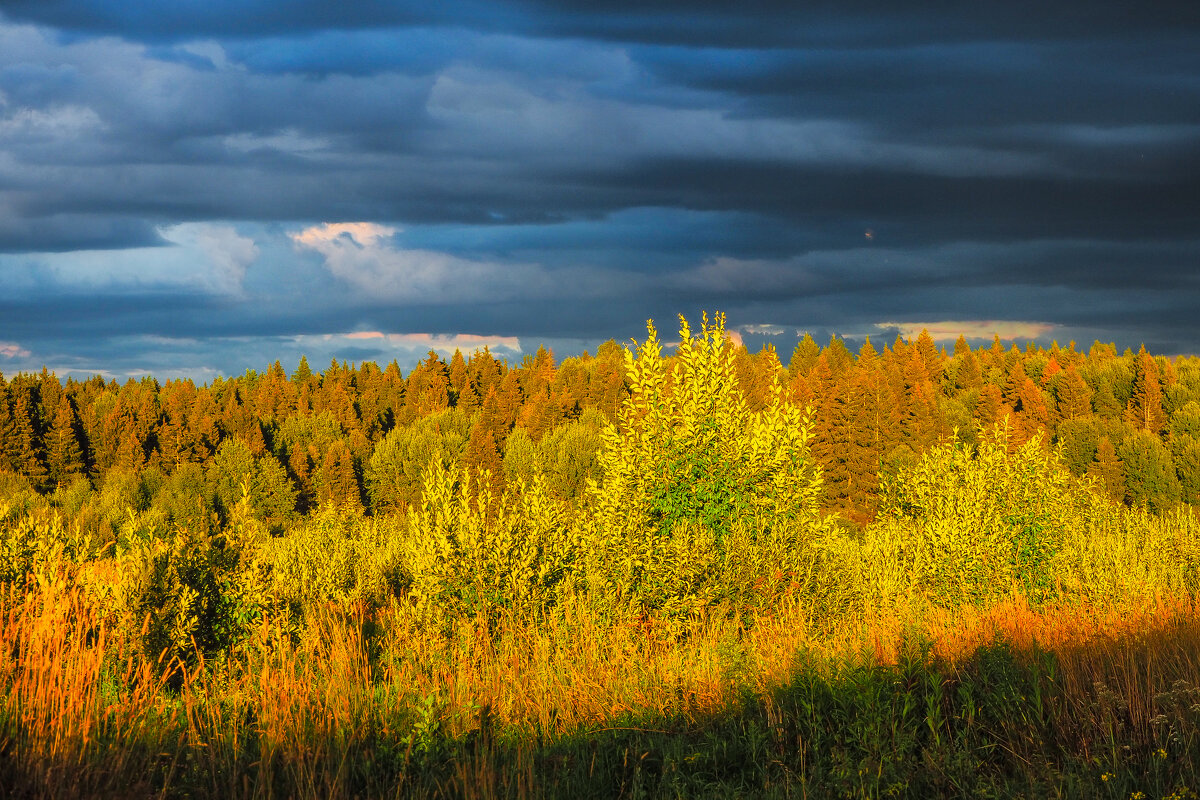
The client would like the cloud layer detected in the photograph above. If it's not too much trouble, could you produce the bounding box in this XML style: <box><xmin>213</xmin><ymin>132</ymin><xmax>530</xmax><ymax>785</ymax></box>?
<box><xmin>0</xmin><ymin>3</ymin><xmax>1197</xmax><ymax>378</ymax></box>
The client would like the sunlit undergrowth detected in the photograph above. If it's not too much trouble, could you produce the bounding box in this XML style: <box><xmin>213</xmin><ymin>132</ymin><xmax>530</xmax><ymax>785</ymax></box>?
<box><xmin>3</xmin><ymin>314</ymin><xmax>1200</xmax><ymax>798</ymax></box>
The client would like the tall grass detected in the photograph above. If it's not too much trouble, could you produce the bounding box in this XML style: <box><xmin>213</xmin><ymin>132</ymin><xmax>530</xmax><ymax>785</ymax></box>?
<box><xmin>4</xmin><ymin>568</ymin><xmax>1200</xmax><ymax>798</ymax></box>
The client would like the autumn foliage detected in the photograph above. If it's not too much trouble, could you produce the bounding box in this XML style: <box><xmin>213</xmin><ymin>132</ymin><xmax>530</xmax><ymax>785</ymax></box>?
<box><xmin>3</xmin><ymin>314</ymin><xmax>1200</xmax><ymax>798</ymax></box>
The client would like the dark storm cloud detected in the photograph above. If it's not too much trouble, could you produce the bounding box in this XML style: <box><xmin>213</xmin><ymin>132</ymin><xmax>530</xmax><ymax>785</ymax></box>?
<box><xmin>1</xmin><ymin>2</ymin><xmax>1199</xmax><ymax>377</ymax></box>
<box><xmin>5</xmin><ymin>1</ymin><xmax>1198</xmax><ymax>46</ymax></box>
<box><xmin>0</xmin><ymin>215</ymin><xmax>164</xmax><ymax>253</ymax></box>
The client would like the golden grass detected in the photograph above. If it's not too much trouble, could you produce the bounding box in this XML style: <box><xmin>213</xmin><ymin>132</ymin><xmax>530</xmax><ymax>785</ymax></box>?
<box><xmin>4</xmin><ymin>574</ymin><xmax>1200</xmax><ymax>798</ymax></box>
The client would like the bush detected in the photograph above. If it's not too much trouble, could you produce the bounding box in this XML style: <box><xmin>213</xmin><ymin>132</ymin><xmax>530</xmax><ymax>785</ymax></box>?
<box><xmin>863</xmin><ymin>424</ymin><xmax>1108</xmax><ymax>606</ymax></box>
<box><xmin>403</xmin><ymin>459</ymin><xmax>574</xmax><ymax>620</ymax></box>
<box><xmin>260</xmin><ymin>505</ymin><xmax>405</xmax><ymax>607</ymax></box>
<box><xmin>580</xmin><ymin>313</ymin><xmax>838</xmax><ymax>616</ymax></box>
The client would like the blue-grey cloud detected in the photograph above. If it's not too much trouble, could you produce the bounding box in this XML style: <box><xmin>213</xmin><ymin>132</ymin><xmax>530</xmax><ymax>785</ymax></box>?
<box><xmin>0</xmin><ymin>3</ymin><xmax>1198</xmax><ymax>379</ymax></box>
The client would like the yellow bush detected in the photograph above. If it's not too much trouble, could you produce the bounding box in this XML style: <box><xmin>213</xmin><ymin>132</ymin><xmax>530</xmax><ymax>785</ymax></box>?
<box><xmin>581</xmin><ymin>313</ymin><xmax>838</xmax><ymax>615</ymax></box>
<box><xmin>857</xmin><ymin>423</ymin><xmax>1110</xmax><ymax>606</ymax></box>
<box><xmin>403</xmin><ymin>458</ymin><xmax>577</xmax><ymax>619</ymax></box>
<box><xmin>260</xmin><ymin>504</ymin><xmax>405</xmax><ymax>607</ymax></box>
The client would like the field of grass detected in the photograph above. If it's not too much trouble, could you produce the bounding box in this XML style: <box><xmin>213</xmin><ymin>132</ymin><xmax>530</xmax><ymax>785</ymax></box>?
<box><xmin>4</xmin><ymin>575</ymin><xmax>1200</xmax><ymax>799</ymax></box>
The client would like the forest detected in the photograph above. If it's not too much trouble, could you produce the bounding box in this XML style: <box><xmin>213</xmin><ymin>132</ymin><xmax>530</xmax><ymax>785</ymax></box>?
<box><xmin>2</xmin><ymin>313</ymin><xmax>1200</xmax><ymax>798</ymax></box>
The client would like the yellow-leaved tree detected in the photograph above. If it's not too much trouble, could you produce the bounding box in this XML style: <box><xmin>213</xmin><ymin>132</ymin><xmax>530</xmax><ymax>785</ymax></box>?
<box><xmin>581</xmin><ymin>313</ymin><xmax>839</xmax><ymax>617</ymax></box>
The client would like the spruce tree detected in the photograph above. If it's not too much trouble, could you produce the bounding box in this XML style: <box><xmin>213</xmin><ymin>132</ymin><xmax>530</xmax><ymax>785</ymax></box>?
<box><xmin>465</xmin><ymin>388</ymin><xmax>508</xmax><ymax>496</ymax></box>
<box><xmin>0</xmin><ymin>385</ymin><xmax>18</xmax><ymax>472</ymax></box>
<box><xmin>1055</xmin><ymin>366</ymin><xmax>1093</xmax><ymax>422</ymax></box>
<box><xmin>316</xmin><ymin>439</ymin><xmax>362</xmax><ymax>512</ymax></box>
<box><xmin>448</xmin><ymin>349</ymin><xmax>469</xmax><ymax>407</ymax></box>
<box><xmin>292</xmin><ymin>355</ymin><xmax>314</xmax><ymax>384</ymax></box>
<box><xmin>1089</xmin><ymin>437</ymin><xmax>1126</xmax><ymax>503</ymax></box>
<box><xmin>788</xmin><ymin>333</ymin><xmax>820</xmax><ymax>377</ymax></box>
<box><xmin>11</xmin><ymin>393</ymin><xmax>48</xmax><ymax>490</ymax></box>
<box><xmin>44</xmin><ymin>397</ymin><xmax>84</xmax><ymax>490</ymax></box>
<box><xmin>1126</xmin><ymin>347</ymin><xmax>1167</xmax><ymax>434</ymax></box>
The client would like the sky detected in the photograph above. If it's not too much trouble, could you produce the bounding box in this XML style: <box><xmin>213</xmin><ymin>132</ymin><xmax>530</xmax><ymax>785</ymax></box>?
<box><xmin>0</xmin><ymin>1</ymin><xmax>1198</xmax><ymax>381</ymax></box>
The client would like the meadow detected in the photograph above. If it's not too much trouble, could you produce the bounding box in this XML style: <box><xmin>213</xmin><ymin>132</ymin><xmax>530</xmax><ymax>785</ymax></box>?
<box><xmin>2</xmin><ymin>314</ymin><xmax>1200</xmax><ymax>799</ymax></box>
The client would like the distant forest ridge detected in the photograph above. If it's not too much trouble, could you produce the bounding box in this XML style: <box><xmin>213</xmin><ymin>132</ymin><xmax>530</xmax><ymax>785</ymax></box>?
<box><xmin>0</xmin><ymin>327</ymin><xmax>1197</xmax><ymax>524</ymax></box>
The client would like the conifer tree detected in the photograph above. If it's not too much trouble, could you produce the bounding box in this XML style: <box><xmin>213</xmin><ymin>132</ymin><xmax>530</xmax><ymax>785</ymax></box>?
<box><xmin>293</xmin><ymin>355</ymin><xmax>314</xmax><ymax>384</ymax></box>
<box><xmin>44</xmin><ymin>397</ymin><xmax>84</xmax><ymax>490</ymax></box>
<box><xmin>400</xmin><ymin>352</ymin><xmax>450</xmax><ymax>423</ymax></box>
<box><xmin>1126</xmin><ymin>347</ymin><xmax>1167</xmax><ymax>434</ymax></box>
<box><xmin>974</xmin><ymin>383</ymin><xmax>1003</xmax><ymax>430</ymax></box>
<box><xmin>0</xmin><ymin>385</ymin><xmax>18</xmax><ymax>473</ymax></box>
<box><xmin>1173</xmin><ymin>436</ymin><xmax>1200</xmax><ymax>505</ymax></box>
<box><xmin>111</xmin><ymin>427</ymin><xmax>146</xmax><ymax>474</ymax></box>
<box><xmin>789</xmin><ymin>333</ymin><xmax>820</xmax><ymax>377</ymax></box>
<box><xmin>1055</xmin><ymin>366</ymin><xmax>1093</xmax><ymax>422</ymax></box>
<box><xmin>1118</xmin><ymin>430</ymin><xmax>1180</xmax><ymax>511</ymax></box>
<box><xmin>954</xmin><ymin>350</ymin><xmax>983</xmax><ymax>391</ymax></box>
<box><xmin>812</xmin><ymin>365</ymin><xmax>883</xmax><ymax>524</ymax></box>
<box><xmin>448</xmin><ymin>349</ymin><xmax>469</xmax><ymax>407</ymax></box>
<box><xmin>914</xmin><ymin>328</ymin><xmax>941</xmax><ymax>379</ymax></box>
<box><xmin>1002</xmin><ymin>360</ymin><xmax>1030</xmax><ymax>411</ymax></box>
<box><xmin>742</xmin><ymin>345</ymin><xmax>784</xmax><ymax>414</ymax></box>
<box><xmin>495</xmin><ymin>369</ymin><xmax>524</xmax><ymax>430</ymax></box>
<box><xmin>898</xmin><ymin>349</ymin><xmax>940</xmax><ymax>451</ymax></box>
<box><xmin>1089</xmin><ymin>437</ymin><xmax>1125</xmax><ymax>503</ymax></box>
<box><xmin>824</xmin><ymin>335</ymin><xmax>854</xmax><ymax>378</ymax></box>
<box><xmin>1014</xmin><ymin>377</ymin><xmax>1050</xmax><ymax>443</ymax></box>
<box><xmin>11</xmin><ymin>393</ymin><xmax>48</xmax><ymax>489</ymax></box>
<box><xmin>380</xmin><ymin>360</ymin><xmax>406</xmax><ymax>422</ymax></box>
<box><xmin>316</xmin><ymin>438</ymin><xmax>362</xmax><ymax>511</ymax></box>
<box><xmin>1041</xmin><ymin>356</ymin><xmax>1062</xmax><ymax>385</ymax></box>
<box><xmin>1056</xmin><ymin>417</ymin><xmax>1099</xmax><ymax>475</ymax></box>
<box><xmin>1091</xmin><ymin>378</ymin><xmax>1122</xmax><ymax>419</ymax></box>
<box><xmin>464</xmin><ymin>388</ymin><xmax>506</xmax><ymax>495</ymax></box>
<box><xmin>587</xmin><ymin>340</ymin><xmax>627</xmax><ymax>420</ymax></box>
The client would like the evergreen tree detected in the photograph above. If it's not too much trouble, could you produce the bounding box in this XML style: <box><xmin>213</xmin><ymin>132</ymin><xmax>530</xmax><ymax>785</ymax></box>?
<box><xmin>1126</xmin><ymin>347</ymin><xmax>1167</xmax><ymax>434</ymax></box>
<box><xmin>44</xmin><ymin>397</ymin><xmax>84</xmax><ymax>490</ymax></box>
<box><xmin>292</xmin><ymin>355</ymin><xmax>314</xmax><ymax>384</ymax></box>
<box><xmin>824</xmin><ymin>335</ymin><xmax>854</xmax><ymax>378</ymax></box>
<box><xmin>11</xmin><ymin>393</ymin><xmax>48</xmax><ymax>490</ymax></box>
<box><xmin>1040</xmin><ymin>356</ymin><xmax>1062</xmax><ymax>386</ymax></box>
<box><xmin>1089</xmin><ymin>437</ymin><xmax>1125</xmax><ymax>503</ymax></box>
<box><xmin>1014</xmin><ymin>377</ymin><xmax>1050</xmax><ymax>443</ymax></box>
<box><xmin>448</xmin><ymin>349</ymin><xmax>469</xmax><ymax>407</ymax></box>
<box><xmin>954</xmin><ymin>350</ymin><xmax>983</xmax><ymax>392</ymax></box>
<box><xmin>914</xmin><ymin>328</ymin><xmax>941</xmax><ymax>379</ymax></box>
<box><xmin>402</xmin><ymin>352</ymin><xmax>451</xmax><ymax>423</ymax></box>
<box><xmin>1173</xmin><ymin>436</ymin><xmax>1200</xmax><ymax>505</ymax></box>
<box><xmin>1118</xmin><ymin>430</ymin><xmax>1180</xmax><ymax>511</ymax></box>
<box><xmin>253</xmin><ymin>454</ymin><xmax>298</xmax><ymax>522</ymax></box>
<box><xmin>495</xmin><ymin>370</ymin><xmax>524</xmax><ymax>430</ymax></box>
<box><xmin>974</xmin><ymin>383</ymin><xmax>1003</xmax><ymax>430</ymax></box>
<box><xmin>207</xmin><ymin>438</ymin><xmax>257</xmax><ymax>516</ymax></box>
<box><xmin>316</xmin><ymin>438</ymin><xmax>362</xmax><ymax>512</ymax></box>
<box><xmin>1055</xmin><ymin>366</ymin><xmax>1093</xmax><ymax>422</ymax></box>
<box><xmin>1091</xmin><ymin>378</ymin><xmax>1122</xmax><ymax>419</ymax></box>
<box><xmin>789</xmin><ymin>333</ymin><xmax>820</xmax><ymax>376</ymax></box>
<box><xmin>0</xmin><ymin>385</ymin><xmax>19</xmax><ymax>472</ymax></box>
<box><xmin>1055</xmin><ymin>417</ymin><xmax>1099</xmax><ymax>476</ymax></box>
<box><xmin>587</xmin><ymin>340</ymin><xmax>627</xmax><ymax>420</ymax></box>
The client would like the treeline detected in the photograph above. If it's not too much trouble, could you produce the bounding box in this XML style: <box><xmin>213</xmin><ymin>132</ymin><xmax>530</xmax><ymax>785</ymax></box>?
<box><xmin>0</xmin><ymin>328</ymin><xmax>1198</xmax><ymax>528</ymax></box>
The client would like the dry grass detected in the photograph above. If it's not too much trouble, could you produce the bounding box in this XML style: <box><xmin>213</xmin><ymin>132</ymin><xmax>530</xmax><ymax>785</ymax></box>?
<box><xmin>4</xmin><ymin>575</ymin><xmax>1200</xmax><ymax>798</ymax></box>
